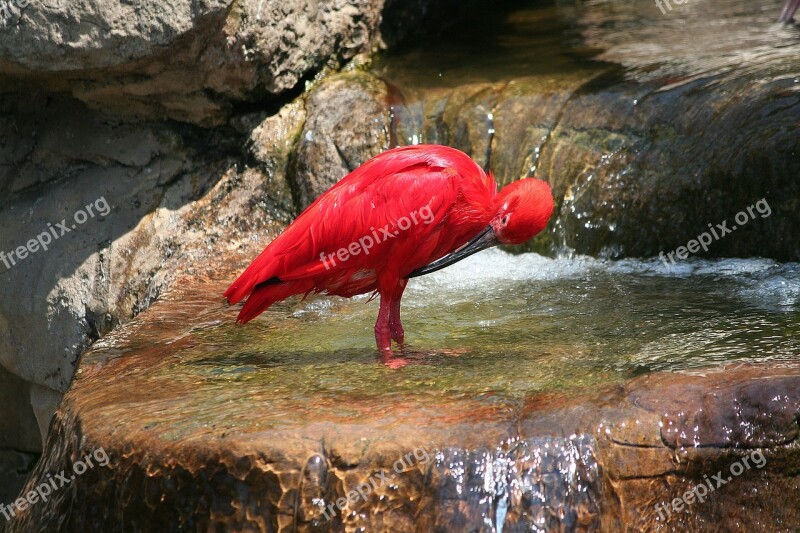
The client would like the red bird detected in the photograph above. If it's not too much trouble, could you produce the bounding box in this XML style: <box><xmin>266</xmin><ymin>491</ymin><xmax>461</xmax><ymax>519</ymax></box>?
<box><xmin>225</xmin><ymin>144</ymin><xmax>554</xmax><ymax>365</ymax></box>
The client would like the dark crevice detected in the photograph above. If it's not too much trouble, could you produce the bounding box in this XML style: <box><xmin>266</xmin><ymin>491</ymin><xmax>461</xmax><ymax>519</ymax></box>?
<box><xmin>334</xmin><ymin>142</ymin><xmax>355</xmax><ymax>173</ymax></box>
<box><xmin>228</xmin><ymin>65</ymin><xmax>319</xmax><ymax>119</ymax></box>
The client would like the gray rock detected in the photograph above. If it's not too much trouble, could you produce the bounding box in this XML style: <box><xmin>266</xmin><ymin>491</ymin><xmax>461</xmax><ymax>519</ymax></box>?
<box><xmin>0</xmin><ymin>87</ymin><xmax>309</xmax><ymax>471</ymax></box>
<box><xmin>246</xmin><ymin>99</ymin><xmax>307</xmax><ymax>219</ymax></box>
<box><xmin>0</xmin><ymin>96</ymin><xmax>212</xmax><ymax>394</ymax></box>
<box><xmin>0</xmin><ymin>0</ymin><xmax>387</xmax><ymax>126</ymax></box>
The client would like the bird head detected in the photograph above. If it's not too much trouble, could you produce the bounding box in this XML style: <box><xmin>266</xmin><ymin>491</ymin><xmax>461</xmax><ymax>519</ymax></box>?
<box><xmin>490</xmin><ymin>178</ymin><xmax>555</xmax><ymax>244</ymax></box>
<box><xmin>406</xmin><ymin>177</ymin><xmax>555</xmax><ymax>278</ymax></box>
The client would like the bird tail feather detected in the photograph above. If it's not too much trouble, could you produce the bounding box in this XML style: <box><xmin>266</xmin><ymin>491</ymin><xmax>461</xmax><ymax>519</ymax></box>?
<box><xmin>236</xmin><ymin>279</ymin><xmax>314</xmax><ymax>324</ymax></box>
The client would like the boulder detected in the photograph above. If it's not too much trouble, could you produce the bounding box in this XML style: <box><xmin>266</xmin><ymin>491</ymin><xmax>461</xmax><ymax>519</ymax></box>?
<box><xmin>0</xmin><ymin>90</ymin><xmax>302</xmax><ymax>498</ymax></box>
<box><xmin>5</xmin><ymin>273</ymin><xmax>799</xmax><ymax>531</ymax></box>
<box><xmin>292</xmin><ymin>70</ymin><xmax>391</xmax><ymax>208</ymax></box>
<box><xmin>0</xmin><ymin>0</ymin><xmax>387</xmax><ymax>126</ymax></box>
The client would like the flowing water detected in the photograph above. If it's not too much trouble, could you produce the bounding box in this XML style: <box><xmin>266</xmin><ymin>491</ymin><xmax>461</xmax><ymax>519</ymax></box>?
<box><xmin>88</xmin><ymin>250</ymin><xmax>800</xmax><ymax>408</ymax></box>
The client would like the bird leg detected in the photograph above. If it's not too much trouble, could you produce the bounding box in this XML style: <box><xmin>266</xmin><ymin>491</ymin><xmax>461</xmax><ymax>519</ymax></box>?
<box><xmin>374</xmin><ymin>293</ymin><xmax>393</xmax><ymax>357</ymax></box>
<box><xmin>389</xmin><ymin>299</ymin><xmax>404</xmax><ymax>343</ymax></box>
<box><xmin>779</xmin><ymin>0</ymin><xmax>800</xmax><ymax>22</ymax></box>
<box><xmin>388</xmin><ymin>280</ymin><xmax>407</xmax><ymax>343</ymax></box>
<box><xmin>376</xmin><ymin>280</ymin><xmax>411</xmax><ymax>368</ymax></box>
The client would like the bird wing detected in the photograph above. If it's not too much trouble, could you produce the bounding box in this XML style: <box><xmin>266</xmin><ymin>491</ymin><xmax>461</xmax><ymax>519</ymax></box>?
<box><xmin>225</xmin><ymin>145</ymin><xmax>494</xmax><ymax>304</ymax></box>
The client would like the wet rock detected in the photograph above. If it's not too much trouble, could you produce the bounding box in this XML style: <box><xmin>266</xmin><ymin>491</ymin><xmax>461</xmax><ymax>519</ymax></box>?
<box><xmin>444</xmin><ymin>83</ymin><xmax>502</xmax><ymax>171</ymax></box>
<box><xmin>631</xmin><ymin>369</ymin><xmax>800</xmax><ymax>449</ymax></box>
<box><xmin>427</xmin><ymin>437</ymin><xmax>600</xmax><ymax>531</ymax></box>
<box><xmin>489</xmin><ymin>78</ymin><xmax>577</xmax><ymax>186</ymax></box>
<box><xmin>371</xmin><ymin>0</ymin><xmax>800</xmax><ymax>260</ymax></box>
<box><xmin>5</xmin><ymin>275</ymin><xmax>800</xmax><ymax>531</ymax></box>
<box><xmin>538</xmin><ymin>71</ymin><xmax>799</xmax><ymax>260</ymax></box>
<box><xmin>245</xmin><ymin>99</ymin><xmax>308</xmax><ymax>219</ymax></box>
<box><xmin>293</xmin><ymin>71</ymin><xmax>391</xmax><ymax>208</ymax></box>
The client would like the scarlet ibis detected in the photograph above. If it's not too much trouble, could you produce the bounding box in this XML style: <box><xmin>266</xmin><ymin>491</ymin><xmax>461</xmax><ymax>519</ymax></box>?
<box><xmin>225</xmin><ymin>144</ymin><xmax>554</xmax><ymax>364</ymax></box>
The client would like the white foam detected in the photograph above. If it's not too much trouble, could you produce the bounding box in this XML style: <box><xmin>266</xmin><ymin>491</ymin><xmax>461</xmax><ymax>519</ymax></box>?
<box><xmin>735</xmin><ymin>268</ymin><xmax>800</xmax><ymax>311</ymax></box>
<box><xmin>403</xmin><ymin>250</ymin><xmax>800</xmax><ymax>311</ymax></box>
<box><xmin>408</xmin><ymin>249</ymin><xmax>795</xmax><ymax>288</ymax></box>
<box><xmin>407</xmin><ymin>249</ymin><xmax>597</xmax><ymax>294</ymax></box>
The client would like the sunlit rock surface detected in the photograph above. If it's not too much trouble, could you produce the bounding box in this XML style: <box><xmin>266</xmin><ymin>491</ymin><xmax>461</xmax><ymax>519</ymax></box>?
<box><xmin>293</xmin><ymin>71</ymin><xmax>391</xmax><ymax>208</ymax></box>
<box><xmin>0</xmin><ymin>0</ymin><xmax>387</xmax><ymax>126</ymax></box>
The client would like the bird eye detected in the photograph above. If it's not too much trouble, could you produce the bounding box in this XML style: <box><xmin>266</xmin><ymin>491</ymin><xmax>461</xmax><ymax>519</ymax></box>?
<box><xmin>501</xmin><ymin>214</ymin><xmax>510</xmax><ymax>225</ymax></box>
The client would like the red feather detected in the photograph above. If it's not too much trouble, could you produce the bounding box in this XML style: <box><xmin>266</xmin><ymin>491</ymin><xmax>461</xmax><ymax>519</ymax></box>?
<box><xmin>224</xmin><ymin>144</ymin><xmax>496</xmax><ymax>321</ymax></box>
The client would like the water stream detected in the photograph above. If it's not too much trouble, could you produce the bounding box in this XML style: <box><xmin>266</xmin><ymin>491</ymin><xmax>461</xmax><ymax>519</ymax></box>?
<box><xmin>51</xmin><ymin>250</ymin><xmax>796</xmax><ymax>531</ymax></box>
<box><xmin>88</xmin><ymin>250</ymin><xmax>800</xmax><ymax>410</ymax></box>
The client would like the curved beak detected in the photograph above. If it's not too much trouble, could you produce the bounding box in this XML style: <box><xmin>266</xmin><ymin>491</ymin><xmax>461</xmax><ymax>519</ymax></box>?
<box><xmin>406</xmin><ymin>225</ymin><xmax>498</xmax><ymax>279</ymax></box>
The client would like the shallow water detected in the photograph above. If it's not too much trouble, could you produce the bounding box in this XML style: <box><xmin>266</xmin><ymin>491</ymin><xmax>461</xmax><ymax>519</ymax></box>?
<box><xmin>372</xmin><ymin>3</ymin><xmax>604</xmax><ymax>90</ymax></box>
<box><xmin>91</xmin><ymin>251</ymin><xmax>800</xmax><ymax>414</ymax></box>
<box><xmin>374</xmin><ymin>0</ymin><xmax>800</xmax><ymax>90</ymax></box>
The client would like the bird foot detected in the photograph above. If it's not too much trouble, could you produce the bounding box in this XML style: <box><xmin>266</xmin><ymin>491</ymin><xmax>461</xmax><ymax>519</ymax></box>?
<box><xmin>377</xmin><ymin>346</ymin><xmax>467</xmax><ymax>368</ymax></box>
<box><xmin>377</xmin><ymin>337</ymin><xmax>410</xmax><ymax>369</ymax></box>
<box><xmin>380</xmin><ymin>352</ymin><xmax>410</xmax><ymax>369</ymax></box>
